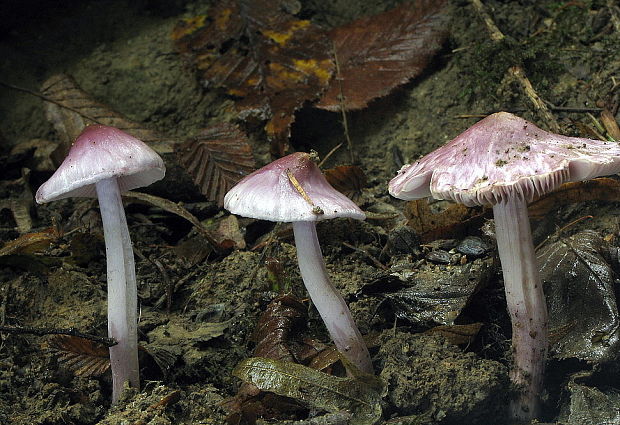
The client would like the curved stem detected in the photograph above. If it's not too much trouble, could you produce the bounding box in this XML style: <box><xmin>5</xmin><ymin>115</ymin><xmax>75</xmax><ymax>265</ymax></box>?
<box><xmin>96</xmin><ymin>178</ymin><xmax>139</xmax><ymax>402</ymax></box>
<box><xmin>493</xmin><ymin>197</ymin><xmax>548</xmax><ymax>422</ymax></box>
<box><xmin>293</xmin><ymin>221</ymin><xmax>373</xmax><ymax>374</ymax></box>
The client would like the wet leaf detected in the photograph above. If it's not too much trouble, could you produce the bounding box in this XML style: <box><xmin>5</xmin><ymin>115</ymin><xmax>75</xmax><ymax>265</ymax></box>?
<box><xmin>405</xmin><ymin>199</ymin><xmax>487</xmax><ymax>243</ymax></box>
<box><xmin>173</xmin><ymin>1</ymin><xmax>334</xmax><ymax>156</ymax></box>
<box><xmin>233</xmin><ymin>357</ymin><xmax>382</xmax><ymax>425</ymax></box>
<box><xmin>307</xmin><ymin>346</ymin><xmax>341</xmax><ymax>372</ymax></box>
<box><xmin>223</xmin><ymin>295</ymin><xmax>308</xmax><ymax>423</ymax></box>
<box><xmin>423</xmin><ymin>323</ymin><xmax>483</xmax><ymax>346</ymax></box>
<box><xmin>40</xmin><ymin>74</ymin><xmax>177</xmax><ymax>156</ymax></box>
<box><xmin>324</xmin><ymin>165</ymin><xmax>367</xmax><ymax>201</ymax></box>
<box><xmin>252</xmin><ymin>294</ymin><xmax>307</xmax><ymax>361</ymax></box>
<box><xmin>0</xmin><ymin>227</ymin><xmax>60</xmax><ymax>256</ymax></box>
<box><xmin>370</xmin><ymin>258</ymin><xmax>494</xmax><ymax>326</ymax></box>
<box><xmin>45</xmin><ymin>335</ymin><xmax>110</xmax><ymax>377</ymax></box>
<box><xmin>177</xmin><ymin>124</ymin><xmax>256</xmax><ymax>207</ymax></box>
<box><xmin>528</xmin><ymin>178</ymin><xmax>620</xmax><ymax>220</ymax></box>
<box><xmin>538</xmin><ymin>230</ymin><xmax>620</xmax><ymax>361</ymax></box>
<box><xmin>564</xmin><ymin>372</ymin><xmax>620</xmax><ymax>425</ymax></box>
<box><xmin>317</xmin><ymin>0</ymin><xmax>449</xmax><ymax>111</ymax></box>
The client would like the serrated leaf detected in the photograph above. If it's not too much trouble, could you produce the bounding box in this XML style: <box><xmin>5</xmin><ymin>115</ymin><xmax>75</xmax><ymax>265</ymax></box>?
<box><xmin>46</xmin><ymin>335</ymin><xmax>110</xmax><ymax>377</ymax></box>
<box><xmin>41</xmin><ymin>74</ymin><xmax>177</xmax><ymax>156</ymax></box>
<box><xmin>317</xmin><ymin>0</ymin><xmax>449</xmax><ymax>111</ymax></box>
<box><xmin>233</xmin><ymin>357</ymin><xmax>382</xmax><ymax>425</ymax></box>
<box><xmin>177</xmin><ymin>123</ymin><xmax>255</xmax><ymax>206</ymax></box>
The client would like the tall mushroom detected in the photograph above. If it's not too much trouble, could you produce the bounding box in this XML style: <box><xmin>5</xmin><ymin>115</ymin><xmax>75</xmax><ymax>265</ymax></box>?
<box><xmin>36</xmin><ymin>124</ymin><xmax>165</xmax><ymax>402</ymax></box>
<box><xmin>224</xmin><ymin>152</ymin><xmax>373</xmax><ymax>373</ymax></box>
<box><xmin>388</xmin><ymin>112</ymin><xmax>620</xmax><ymax>421</ymax></box>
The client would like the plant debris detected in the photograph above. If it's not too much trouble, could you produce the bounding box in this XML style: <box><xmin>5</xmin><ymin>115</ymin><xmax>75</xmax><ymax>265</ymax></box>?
<box><xmin>40</xmin><ymin>74</ymin><xmax>177</xmax><ymax>156</ymax></box>
<box><xmin>234</xmin><ymin>357</ymin><xmax>383</xmax><ymax>425</ymax></box>
<box><xmin>172</xmin><ymin>0</ymin><xmax>334</xmax><ymax>156</ymax></box>
<box><xmin>324</xmin><ymin>165</ymin><xmax>367</xmax><ymax>201</ymax></box>
<box><xmin>44</xmin><ymin>334</ymin><xmax>111</xmax><ymax>377</ymax></box>
<box><xmin>176</xmin><ymin>123</ymin><xmax>256</xmax><ymax>207</ymax></box>
<box><xmin>316</xmin><ymin>0</ymin><xmax>449</xmax><ymax>111</ymax></box>
<box><xmin>538</xmin><ymin>230</ymin><xmax>620</xmax><ymax>361</ymax></box>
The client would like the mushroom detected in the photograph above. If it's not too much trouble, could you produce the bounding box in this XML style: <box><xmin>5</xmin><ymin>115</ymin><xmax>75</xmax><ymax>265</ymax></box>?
<box><xmin>224</xmin><ymin>152</ymin><xmax>373</xmax><ymax>373</ymax></box>
<box><xmin>388</xmin><ymin>111</ymin><xmax>620</xmax><ymax>421</ymax></box>
<box><xmin>36</xmin><ymin>124</ymin><xmax>165</xmax><ymax>402</ymax></box>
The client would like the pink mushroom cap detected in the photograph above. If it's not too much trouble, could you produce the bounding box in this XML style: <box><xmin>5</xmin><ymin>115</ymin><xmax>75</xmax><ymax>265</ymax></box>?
<box><xmin>36</xmin><ymin>125</ymin><xmax>165</xmax><ymax>203</ymax></box>
<box><xmin>224</xmin><ymin>152</ymin><xmax>365</xmax><ymax>222</ymax></box>
<box><xmin>389</xmin><ymin>112</ymin><xmax>620</xmax><ymax>206</ymax></box>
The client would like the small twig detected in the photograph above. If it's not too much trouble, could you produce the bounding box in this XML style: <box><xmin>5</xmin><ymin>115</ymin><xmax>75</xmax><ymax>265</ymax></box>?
<box><xmin>535</xmin><ymin>215</ymin><xmax>593</xmax><ymax>251</ymax></box>
<box><xmin>469</xmin><ymin>0</ymin><xmax>505</xmax><ymax>41</ymax></box>
<box><xmin>0</xmin><ymin>325</ymin><xmax>117</xmax><ymax>347</ymax></box>
<box><xmin>342</xmin><ymin>241</ymin><xmax>387</xmax><ymax>270</ymax></box>
<box><xmin>318</xmin><ymin>142</ymin><xmax>344</xmax><ymax>168</ymax></box>
<box><xmin>332</xmin><ymin>42</ymin><xmax>355</xmax><ymax>164</ymax></box>
<box><xmin>469</xmin><ymin>0</ymin><xmax>560</xmax><ymax>132</ymax></box>
<box><xmin>286</xmin><ymin>169</ymin><xmax>324</xmax><ymax>215</ymax></box>
<box><xmin>508</xmin><ymin>66</ymin><xmax>561</xmax><ymax>133</ymax></box>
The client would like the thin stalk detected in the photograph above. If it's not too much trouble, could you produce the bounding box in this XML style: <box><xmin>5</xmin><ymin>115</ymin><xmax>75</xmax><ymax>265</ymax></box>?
<box><xmin>96</xmin><ymin>178</ymin><xmax>139</xmax><ymax>402</ymax></box>
<box><xmin>493</xmin><ymin>197</ymin><xmax>548</xmax><ymax>422</ymax></box>
<box><xmin>292</xmin><ymin>221</ymin><xmax>373</xmax><ymax>374</ymax></box>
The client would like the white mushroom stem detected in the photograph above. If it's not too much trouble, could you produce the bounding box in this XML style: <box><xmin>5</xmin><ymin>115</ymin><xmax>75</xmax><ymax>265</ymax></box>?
<box><xmin>293</xmin><ymin>221</ymin><xmax>373</xmax><ymax>374</ymax></box>
<box><xmin>493</xmin><ymin>197</ymin><xmax>548</xmax><ymax>422</ymax></box>
<box><xmin>95</xmin><ymin>177</ymin><xmax>140</xmax><ymax>403</ymax></box>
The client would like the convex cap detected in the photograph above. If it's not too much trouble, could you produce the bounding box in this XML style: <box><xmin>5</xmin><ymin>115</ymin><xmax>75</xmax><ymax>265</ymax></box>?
<box><xmin>389</xmin><ymin>112</ymin><xmax>620</xmax><ymax>206</ymax></box>
<box><xmin>224</xmin><ymin>152</ymin><xmax>365</xmax><ymax>222</ymax></box>
<box><xmin>36</xmin><ymin>125</ymin><xmax>165</xmax><ymax>203</ymax></box>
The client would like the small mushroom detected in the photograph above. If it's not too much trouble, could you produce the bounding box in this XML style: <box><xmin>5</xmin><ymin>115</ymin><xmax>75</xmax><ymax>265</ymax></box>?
<box><xmin>224</xmin><ymin>152</ymin><xmax>373</xmax><ymax>373</ymax></box>
<box><xmin>388</xmin><ymin>112</ymin><xmax>620</xmax><ymax>421</ymax></box>
<box><xmin>36</xmin><ymin>124</ymin><xmax>165</xmax><ymax>402</ymax></box>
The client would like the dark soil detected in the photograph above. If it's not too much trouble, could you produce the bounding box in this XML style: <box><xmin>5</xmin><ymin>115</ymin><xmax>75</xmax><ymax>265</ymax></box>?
<box><xmin>1</xmin><ymin>0</ymin><xmax>620</xmax><ymax>424</ymax></box>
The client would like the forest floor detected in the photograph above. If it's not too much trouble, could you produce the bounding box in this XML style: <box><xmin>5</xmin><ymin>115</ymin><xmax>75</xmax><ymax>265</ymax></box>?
<box><xmin>1</xmin><ymin>0</ymin><xmax>620</xmax><ymax>424</ymax></box>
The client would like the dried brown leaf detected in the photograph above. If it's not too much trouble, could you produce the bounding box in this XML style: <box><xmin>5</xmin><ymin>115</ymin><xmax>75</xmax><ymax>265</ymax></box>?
<box><xmin>423</xmin><ymin>323</ymin><xmax>482</xmax><ymax>346</ymax></box>
<box><xmin>0</xmin><ymin>227</ymin><xmax>60</xmax><ymax>257</ymax></box>
<box><xmin>252</xmin><ymin>294</ymin><xmax>307</xmax><ymax>361</ymax></box>
<box><xmin>324</xmin><ymin>165</ymin><xmax>367</xmax><ymax>201</ymax></box>
<box><xmin>317</xmin><ymin>0</ymin><xmax>449</xmax><ymax>111</ymax></box>
<box><xmin>405</xmin><ymin>199</ymin><xmax>486</xmax><ymax>243</ymax></box>
<box><xmin>173</xmin><ymin>1</ymin><xmax>334</xmax><ymax>155</ymax></box>
<box><xmin>528</xmin><ymin>178</ymin><xmax>620</xmax><ymax>221</ymax></box>
<box><xmin>223</xmin><ymin>294</ymin><xmax>308</xmax><ymax>422</ymax></box>
<box><xmin>213</xmin><ymin>215</ymin><xmax>246</xmax><ymax>249</ymax></box>
<box><xmin>41</xmin><ymin>74</ymin><xmax>177</xmax><ymax>156</ymax></box>
<box><xmin>177</xmin><ymin>124</ymin><xmax>256</xmax><ymax>207</ymax></box>
<box><xmin>45</xmin><ymin>335</ymin><xmax>110</xmax><ymax>377</ymax></box>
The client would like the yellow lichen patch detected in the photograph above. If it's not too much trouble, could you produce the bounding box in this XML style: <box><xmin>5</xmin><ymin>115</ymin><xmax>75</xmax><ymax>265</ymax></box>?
<box><xmin>268</xmin><ymin>62</ymin><xmax>304</xmax><ymax>85</ymax></box>
<box><xmin>262</xmin><ymin>20</ymin><xmax>311</xmax><ymax>45</ymax></box>
<box><xmin>215</xmin><ymin>7</ymin><xmax>233</xmax><ymax>31</ymax></box>
<box><xmin>227</xmin><ymin>88</ymin><xmax>248</xmax><ymax>97</ymax></box>
<box><xmin>293</xmin><ymin>58</ymin><xmax>333</xmax><ymax>84</ymax></box>
<box><xmin>171</xmin><ymin>15</ymin><xmax>207</xmax><ymax>40</ymax></box>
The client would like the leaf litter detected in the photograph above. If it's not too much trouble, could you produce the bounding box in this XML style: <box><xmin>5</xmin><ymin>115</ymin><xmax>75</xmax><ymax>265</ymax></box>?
<box><xmin>172</xmin><ymin>0</ymin><xmax>334</xmax><ymax>156</ymax></box>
